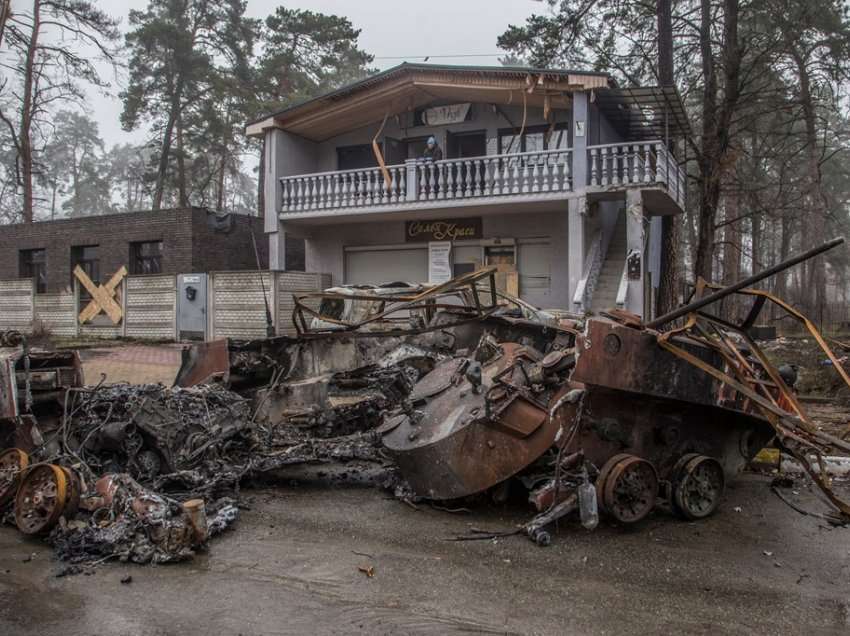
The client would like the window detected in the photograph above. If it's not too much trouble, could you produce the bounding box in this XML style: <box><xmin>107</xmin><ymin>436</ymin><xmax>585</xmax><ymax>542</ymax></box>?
<box><xmin>19</xmin><ymin>249</ymin><xmax>47</xmax><ymax>293</ymax></box>
<box><xmin>130</xmin><ymin>241</ymin><xmax>163</xmax><ymax>275</ymax></box>
<box><xmin>71</xmin><ymin>245</ymin><xmax>100</xmax><ymax>302</ymax></box>
<box><xmin>497</xmin><ymin>124</ymin><xmax>570</xmax><ymax>155</ymax></box>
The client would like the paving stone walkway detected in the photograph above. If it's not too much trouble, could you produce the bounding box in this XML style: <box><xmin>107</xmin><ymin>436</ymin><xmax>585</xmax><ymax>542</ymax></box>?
<box><xmin>78</xmin><ymin>345</ymin><xmax>183</xmax><ymax>385</ymax></box>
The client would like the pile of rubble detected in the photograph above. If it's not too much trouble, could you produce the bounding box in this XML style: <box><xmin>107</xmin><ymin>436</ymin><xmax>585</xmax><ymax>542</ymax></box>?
<box><xmin>2</xmin><ymin>242</ymin><xmax>850</xmax><ymax>569</ymax></box>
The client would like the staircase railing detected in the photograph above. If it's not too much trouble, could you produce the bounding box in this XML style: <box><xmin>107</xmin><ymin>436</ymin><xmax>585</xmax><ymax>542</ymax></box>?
<box><xmin>573</xmin><ymin>229</ymin><xmax>609</xmax><ymax>312</ymax></box>
<box><xmin>615</xmin><ymin>262</ymin><xmax>629</xmax><ymax>309</ymax></box>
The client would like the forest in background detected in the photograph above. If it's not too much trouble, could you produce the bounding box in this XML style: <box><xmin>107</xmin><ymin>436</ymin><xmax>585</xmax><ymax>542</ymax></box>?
<box><xmin>0</xmin><ymin>0</ymin><xmax>373</xmax><ymax>221</ymax></box>
<box><xmin>1</xmin><ymin>0</ymin><xmax>850</xmax><ymax>325</ymax></box>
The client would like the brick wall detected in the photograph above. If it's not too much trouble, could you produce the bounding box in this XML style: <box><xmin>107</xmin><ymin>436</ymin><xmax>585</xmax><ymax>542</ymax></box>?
<box><xmin>0</xmin><ymin>209</ymin><xmax>196</xmax><ymax>293</ymax></box>
<box><xmin>0</xmin><ymin>208</ymin><xmax>270</xmax><ymax>294</ymax></box>
<box><xmin>190</xmin><ymin>209</ymin><xmax>269</xmax><ymax>273</ymax></box>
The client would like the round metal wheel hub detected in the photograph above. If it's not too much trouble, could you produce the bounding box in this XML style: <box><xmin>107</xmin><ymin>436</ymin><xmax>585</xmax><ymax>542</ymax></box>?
<box><xmin>14</xmin><ymin>464</ymin><xmax>77</xmax><ymax>535</ymax></box>
<box><xmin>673</xmin><ymin>455</ymin><xmax>725</xmax><ymax>520</ymax></box>
<box><xmin>597</xmin><ymin>454</ymin><xmax>658</xmax><ymax>524</ymax></box>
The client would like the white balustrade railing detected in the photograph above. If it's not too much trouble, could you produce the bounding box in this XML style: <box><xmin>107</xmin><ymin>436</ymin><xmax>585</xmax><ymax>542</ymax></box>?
<box><xmin>280</xmin><ymin>142</ymin><xmax>687</xmax><ymax>214</ymax></box>
<box><xmin>280</xmin><ymin>148</ymin><xmax>572</xmax><ymax>213</ymax></box>
<box><xmin>281</xmin><ymin>164</ymin><xmax>408</xmax><ymax>212</ymax></box>
<box><xmin>615</xmin><ymin>262</ymin><xmax>629</xmax><ymax>309</ymax></box>
<box><xmin>573</xmin><ymin>230</ymin><xmax>603</xmax><ymax>312</ymax></box>
<box><xmin>417</xmin><ymin>149</ymin><xmax>572</xmax><ymax>201</ymax></box>
<box><xmin>588</xmin><ymin>141</ymin><xmax>686</xmax><ymax>206</ymax></box>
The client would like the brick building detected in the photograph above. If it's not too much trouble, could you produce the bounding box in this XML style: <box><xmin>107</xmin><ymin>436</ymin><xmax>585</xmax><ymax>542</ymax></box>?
<box><xmin>0</xmin><ymin>208</ymin><xmax>291</xmax><ymax>293</ymax></box>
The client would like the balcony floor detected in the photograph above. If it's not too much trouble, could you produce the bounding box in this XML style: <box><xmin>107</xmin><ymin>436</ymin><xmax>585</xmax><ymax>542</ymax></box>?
<box><xmin>278</xmin><ymin>191</ymin><xmax>574</xmax><ymax>225</ymax></box>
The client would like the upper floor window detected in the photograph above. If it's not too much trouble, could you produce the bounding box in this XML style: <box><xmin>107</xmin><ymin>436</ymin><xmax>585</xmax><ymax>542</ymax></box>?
<box><xmin>497</xmin><ymin>124</ymin><xmax>570</xmax><ymax>155</ymax></box>
<box><xmin>130</xmin><ymin>240</ymin><xmax>163</xmax><ymax>275</ymax></box>
<box><xmin>19</xmin><ymin>248</ymin><xmax>47</xmax><ymax>294</ymax></box>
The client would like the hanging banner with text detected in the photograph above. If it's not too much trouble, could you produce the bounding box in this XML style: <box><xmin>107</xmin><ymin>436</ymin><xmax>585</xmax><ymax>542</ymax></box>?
<box><xmin>422</xmin><ymin>103</ymin><xmax>471</xmax><ymax>126</ymax></box>
<box><xmin>406</xmin><ymin>218</ymin><xmax>483</xmax><ymax>243</ymax></box>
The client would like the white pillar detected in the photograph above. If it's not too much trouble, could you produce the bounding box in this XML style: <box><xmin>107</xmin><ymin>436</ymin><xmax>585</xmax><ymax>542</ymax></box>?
<box><xmin>568</xmin><ymin>196</ymin><xmax>587</xmax><ymax>308</ymax></box>
<box><xmin>625</xmin><ymin>189</ymin><xmax>645</xmax><ymax>317</ymax></box>
<box><xmin>265</xmin><ymin>129</ymin><xmax>285</xmax><ymax>270</ymax></box>
<box><xmin>571</xmin><ymin>92</ymin><xmax>589</xmax><ymax>193</ymax></box>
<box><xmin>269</xmin><ymin>230</ymin><xmax>286</xmax><ymax>271</ymax></box>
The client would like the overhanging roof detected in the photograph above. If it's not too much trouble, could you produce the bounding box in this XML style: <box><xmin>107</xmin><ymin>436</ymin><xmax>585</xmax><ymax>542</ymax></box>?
<box><xmin>246</xmin><ymin>63</ymin><xmax>612</xmax><ymax>141</ymax></box>
<box><xmin>593</xmin><ymin>86</ymin><xmax>691</xmax><ymax>139</ymax></box>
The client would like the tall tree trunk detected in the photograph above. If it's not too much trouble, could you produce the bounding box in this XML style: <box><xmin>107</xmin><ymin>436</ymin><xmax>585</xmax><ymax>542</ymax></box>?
<box><xmin>152</xmin><ymin>73</ymin><xmax>184</xmax><ymax>210</ymax></box>
<box><xmin>216</xmin><ymin>152</ymin><xmax>226</xmax><ymax>211</ymax></box>
<box><xmin>694</xmin><ymin>0</ymin><xmax>740</xmax><ymax>282</ymax></box>
<box><xmin>176</xmin><ymin>113</ymin><xmax>187</xmax><ymax>207</ymax></box>
<box><xmin>751</xmin><ymin>210</ymin><xmax>761</xmax><ymax>277</ymax></box>
<box><xmin>656</xmin><ymin>0</ymin><xmax>678</xmax><ymax>315</ymax></box>
<box><xmin>153</xmin><ymin>112</ymin><xmax>176</xmax><ymax>210</ymax></box>
<box><xmin>0</xmin><ymin>0</ymin><xmax>12</xmax><ymax>48</ymax></box>
<box><xmin>694</xmin><ymin>0</ymin><xmax>718</xmax><ymax>281</ymax></box>
<box><xmin>773</xmin><ymin>213</ymin><xmax>793</xmax><ymax>320</ymax></box>
<box><xmin>793</xmin><ymin>52</ymin><xmax>826</xmax><ymax>323</ymax></box>
<box><xmin>19</xmin><ymin>0</ymin><xmax>40</xmax><ymax>223</ymax></box>
<box><xmin>721</xmin><ymin>188</ymin><xmax>741</xmax><ymax>319</ymax></box>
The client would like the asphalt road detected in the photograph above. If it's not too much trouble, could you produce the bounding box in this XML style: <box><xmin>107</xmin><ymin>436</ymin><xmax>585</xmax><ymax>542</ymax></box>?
<box><xmin>0</xmin><ymin>474</ymin><xmax>848</xmax><ymax>635</ymax></box>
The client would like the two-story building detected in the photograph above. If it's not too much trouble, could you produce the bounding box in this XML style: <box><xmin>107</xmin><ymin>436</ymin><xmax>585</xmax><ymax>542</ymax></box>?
<box><xmin>247</xmin><ymin>63</ymin><xmax>688</xmax><ymax>318</ymax></box>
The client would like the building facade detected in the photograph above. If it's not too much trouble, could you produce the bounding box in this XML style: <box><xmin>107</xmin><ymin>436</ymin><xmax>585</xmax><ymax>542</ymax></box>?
<box><xmin>0</xmin><ymin>207</ymin><xmax>273</xmax><ymax>294</ymax></box>
<box><xmin>248</xmin><ymin>63</ymin><xmax>689</xmax><ymax>318</ymax></box>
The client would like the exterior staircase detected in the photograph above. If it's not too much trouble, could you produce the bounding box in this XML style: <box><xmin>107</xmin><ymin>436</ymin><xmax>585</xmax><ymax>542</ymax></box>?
<box><xmin>589</xmin><ymin>214</ymin><xmax>627</xmax><ymax>314</ymax></box>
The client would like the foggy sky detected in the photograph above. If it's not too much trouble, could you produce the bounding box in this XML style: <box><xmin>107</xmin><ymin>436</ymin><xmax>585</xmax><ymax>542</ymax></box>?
<box><xmin>89</xmin><ymin>0</ymin><xmax>541</xmax><ymax>146</ymax></box>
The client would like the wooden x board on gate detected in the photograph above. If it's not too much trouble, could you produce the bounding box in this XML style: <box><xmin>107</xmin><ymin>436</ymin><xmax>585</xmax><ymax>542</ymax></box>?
<box><xmin>75</xmin><ymin>265</ymin><xmax>127</xmax><ymax>325</ymax></box>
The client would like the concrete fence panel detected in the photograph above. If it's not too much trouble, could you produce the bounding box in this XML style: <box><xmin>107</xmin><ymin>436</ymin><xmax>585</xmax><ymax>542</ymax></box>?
<box><xmin>0</xmin><ymin>279</ymin><xmax>34</xmax><ymax>332</ymax></box>
<box><xmin>125</xmin><ymin>275</ymin><xmax>177</xmax><ymax>339</ymax></box>
<box><xmin>34</xmin><ymin>292</ymin><xmax>76</xmax><ymax>337</ymax></box>
<box><xmin>276</xmin><ymin>272</ymin><xmax>332</xmax><ymax>336</ymax></box>
<box><xmin>209</xmin><ymin>271</ymin><xmax>276</xmax><ymax>340</ymax></box>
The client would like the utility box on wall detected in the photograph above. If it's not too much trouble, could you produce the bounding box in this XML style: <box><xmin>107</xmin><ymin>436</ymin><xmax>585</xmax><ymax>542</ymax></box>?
<box><xmin>177</xmin><ymin>273</ymin><xmax>208</xmax><ymax>340</ymax></box>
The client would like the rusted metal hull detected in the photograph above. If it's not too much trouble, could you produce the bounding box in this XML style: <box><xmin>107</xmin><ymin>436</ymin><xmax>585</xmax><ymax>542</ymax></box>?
<box><xmin>568</xmin><ymin>387</ymin><xmax>774</xmax><ymax>480</ymax></box>
<box><xmin>383</xmin><ymin>343</ymin><xmax>575</xmax><ymax>500</ymax></box>
<box><xmin>573</xmin><ymin>319</ymin><xmax>725</xmax><ymax>409</ymax></box>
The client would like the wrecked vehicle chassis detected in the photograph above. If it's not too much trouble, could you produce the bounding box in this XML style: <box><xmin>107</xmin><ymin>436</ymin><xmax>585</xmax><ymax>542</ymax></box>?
<box><xmin>569</xmin><ymin>318</ymin><xmax>774</xmax><ymax>483</ymax></box>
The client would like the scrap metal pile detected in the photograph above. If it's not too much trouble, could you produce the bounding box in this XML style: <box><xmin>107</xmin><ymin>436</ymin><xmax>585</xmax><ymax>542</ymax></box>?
<box><xmin>1</xmin><ymin>241</ymin><xmax>850</xmax><ymax>568</ymax></box>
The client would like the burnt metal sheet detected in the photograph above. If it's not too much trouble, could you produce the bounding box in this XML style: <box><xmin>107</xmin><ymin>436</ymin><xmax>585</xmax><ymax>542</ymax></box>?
<box><xmin>572</xmin><ymin>318</ymin><xmax>724</xmax><ymax>408</ymax></box>
<box><xmin>173</xmin><ymin>339</ymin><xmax>231</xmax><ymax>387</ymax></box>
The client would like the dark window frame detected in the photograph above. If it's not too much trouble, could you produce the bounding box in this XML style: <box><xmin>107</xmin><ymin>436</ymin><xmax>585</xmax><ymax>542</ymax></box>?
<box><xmin>130</xmin><ymin>240</ymin><xmax>163</xmax><ymax>275</ymax></box>
<box><xmin>19</xmin><ymin>248</ymin><xmax>47</xmax><ymax>294</ymax></box>
<box><xmin>497</xmin><ymin>123</ymin><xmax>570</xmax><ymax>155</ymax></box>
<box><xmin>71</xmin><ymin>244</ymin><xmax>100</xmax><ymax>302</ymax></box>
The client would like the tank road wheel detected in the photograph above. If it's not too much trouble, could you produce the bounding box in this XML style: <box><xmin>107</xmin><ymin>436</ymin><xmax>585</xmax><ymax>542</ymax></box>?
<box><xmin>597</xmin><ymin>454</ymin><xmax>658</xmax><ymax>524</ymax></box>
<box><xmin>672</xmin><ymin>455</ymin><xmax>725</xmax><ymax>521</ymax></box>
<box><xmin>0</xmin><ymin>448</ymin><xmax>30</xmax><ymax>507</ymax></box>
<box><xmin>14</xmin><ymin>464</ymin><xmax>77</xmax><ymax>535</ymax></box>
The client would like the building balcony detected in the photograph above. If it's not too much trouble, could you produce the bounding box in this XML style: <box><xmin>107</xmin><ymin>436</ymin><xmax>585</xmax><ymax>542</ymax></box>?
<box><xmin>278</xmin><ymin>141</ymin><xmax>685</xmax><ymax>220</ymax></box>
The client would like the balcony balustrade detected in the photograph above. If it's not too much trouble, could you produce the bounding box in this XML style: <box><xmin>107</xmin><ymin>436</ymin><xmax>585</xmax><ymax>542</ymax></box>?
<box><xmin>279</xmin><ymin>142</ymin><xmax>685</xmax><ymax>215</ymax></box>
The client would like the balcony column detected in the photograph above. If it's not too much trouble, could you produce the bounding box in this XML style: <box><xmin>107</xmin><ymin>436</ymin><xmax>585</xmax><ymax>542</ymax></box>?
<box><xmin>405</xmin><ymin>159</ymin><xmax>418</xmax><ymax>202</ymax></box>
<box><xmin>625</xmin><ymin>189</ymin><xmax>645</xmax><ymax>317</ymax></box>
<box><xmin>571</xmin><ymin>92</ymin><xmax>589</xmax><ymax>193</ymax></box>
<box><xmin>269</xmin><ymin>228</ymin><xmax>287</xmax><ymax>271</ymax></box>
<box><xmin>568</xmin><ymin>196</ymin><xmax>588</xmax><ymax>306</ymax></box>
<box><xmin>264</xmin><ymin>128</ymin><xmax>285</xmax><ymax>269</ymax></box>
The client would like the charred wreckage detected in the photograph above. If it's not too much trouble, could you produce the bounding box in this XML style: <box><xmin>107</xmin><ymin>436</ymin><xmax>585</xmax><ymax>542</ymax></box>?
<box><xmin>1</xmin><ymin>239</ymin><xmax>850</xmax><ymax>567</ymax></box>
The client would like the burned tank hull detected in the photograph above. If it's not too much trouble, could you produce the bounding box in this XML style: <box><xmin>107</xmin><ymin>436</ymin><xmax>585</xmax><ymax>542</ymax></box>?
<box><xmin>382</xmin><ymin>341</ymin><xmax>578</xmax><ymax>500</ymax></box>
